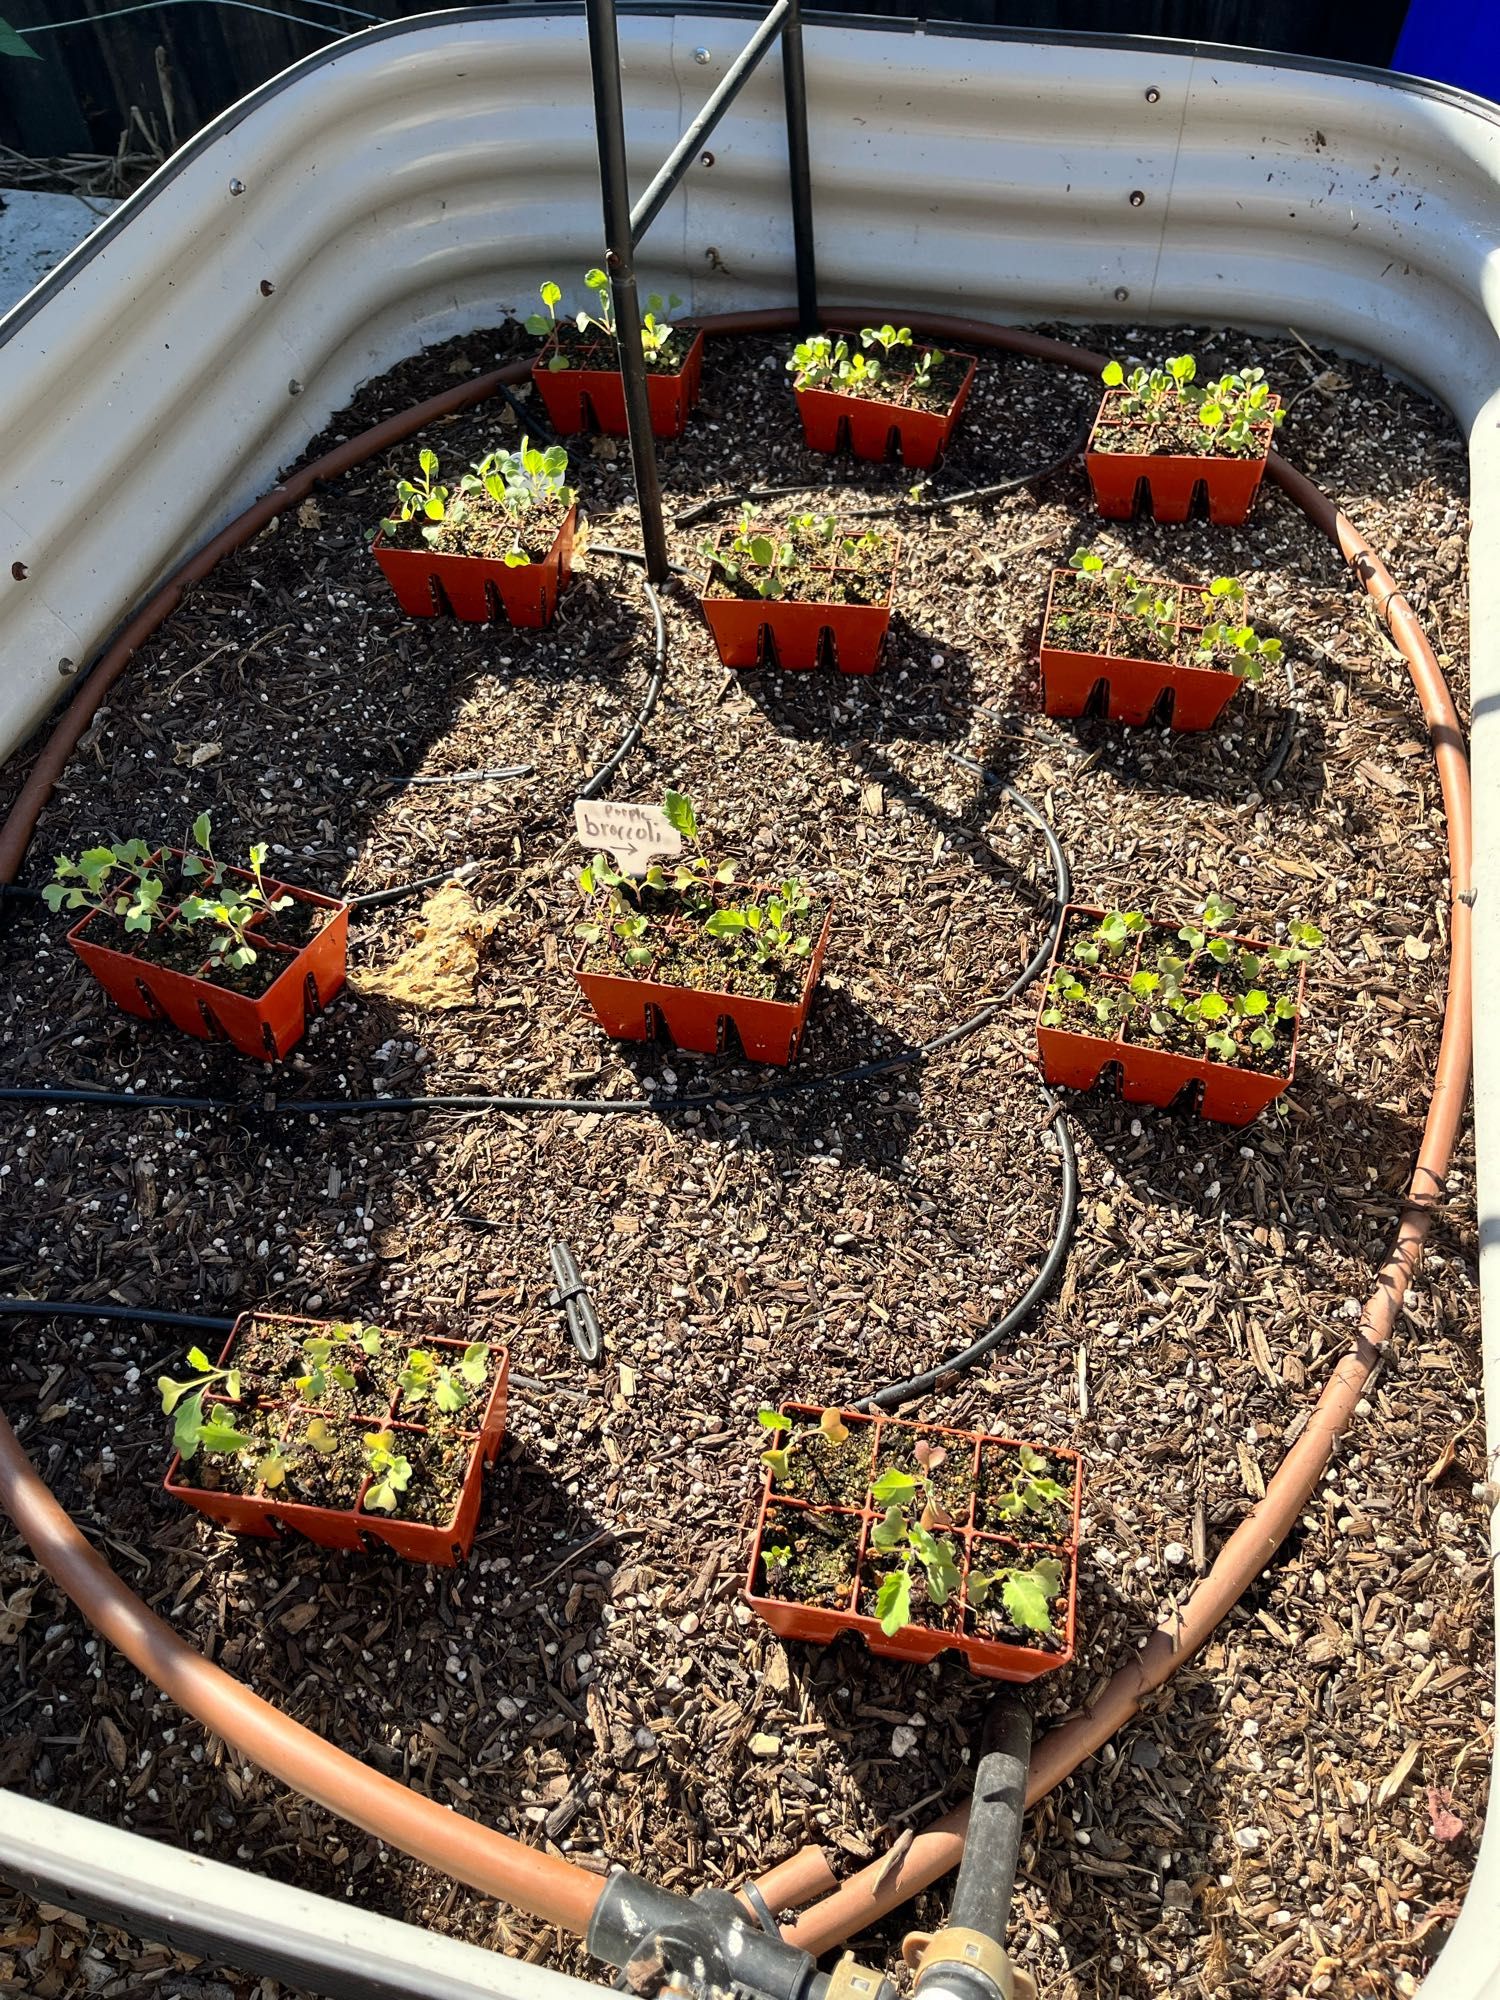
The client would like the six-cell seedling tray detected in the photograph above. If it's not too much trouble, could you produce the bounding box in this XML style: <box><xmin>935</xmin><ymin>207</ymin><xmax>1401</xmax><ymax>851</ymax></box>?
<box><xmin>744</xmin><ymin>1403</ymin><xmax>1083</xmax><ymax>1683</ymax></box>
<box><xmin>68</xmin><ymin>850</ymin><xmax>349</xmax><ymax>1063</ymax></box>
<box><xmin>1035</xmin><ymin>903</ymin><xmax>1307</xmax><ymax>1126</ymax></box>
<box><xmin>572</xmin><ymin>896</ymin><xmax>833</xmax><ymax>1065</ymax></box>
<box><xmin>164</xmin><ymin>1312</ymin><xmax>510</xmax><ymax>1566</ymax></box>
<box><xmin>1038</xmin><ymin>567</ymin><xmax>1256</xmax><ymax>731</ymax></box>
<box><xmin>699</xmin><ymin>533</ymin><xmax>901</xmax><ymax>674</ymax></box>
<box><xmin>531</xmin><ymin>328</ymin><xmax>706</xmax><ymax>439</ymax></box>
<box><xmin>371</xmin><ymin>502</ymin><xmax>578</xmax><ymax>628</ymax></box>
<box><xmin>1084</xmin><ymin>385</ymin><xmax>1280</xmax><ymax>526</ymax></box>
<box><xmin>792</xmin><ymin>339</ymin><xmax>978</xmax><ymax>470</ymax></box>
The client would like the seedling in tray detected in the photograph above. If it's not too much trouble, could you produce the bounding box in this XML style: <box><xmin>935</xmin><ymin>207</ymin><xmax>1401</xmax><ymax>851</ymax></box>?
<box><xmin>370</xmin><ymin>437</ymin><xmax>579</xmax><ymax>627</ymax></box>
<box><xmin>745</xmin><ymin>1403</ymin><xmax>1082</xmax><ymax>1681</ymax></box>
<box><xmin>1040</xmin><ymin>550</ymin><xmax>1282</xmax><ymax>731</ymax></box>
<box><xmin>48</xmin><ymin>812</ymin><xmax>349</xmax><ymax>1061</ymax></box>
<box><xmin>1037</xmin><ymin>894</ymin><xmax>1323</xmax><ymax>1125</ymax></box>
<box><xmin>787</xmin><ymin>324</ymin><xmax>978</xmax><ymax>469</ymax></box>
<box><xmin>699</xmin><ymin>508</ymin><xmax>900</xmax><ymax>673</ymax></box>
<box><xmin>526</xmin><ymin>272</ymin><xmax>705</xmax><ymax>438</ymax></box>
<box><xmin>1087</xmin><ymin>353</ymin><xmax>1283</xmax><ymax>525</ymax></box>
<box><xmin>571</xmin><ymin>790</ymin><xmax>833</xmax><ymax>1065</ymax></box>
<box><xmin>162</xmin><ymin>1311</ymin><xmax>510</xmax><ymax>1565</ymax></box>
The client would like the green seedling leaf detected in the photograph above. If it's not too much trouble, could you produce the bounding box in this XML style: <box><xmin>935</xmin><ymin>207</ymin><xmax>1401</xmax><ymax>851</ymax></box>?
<box><xmin>875</xmin><ymin>1567</ymin><xmax>912</xmax><ymax>1636</ymax></box>
<box><xmin>662</xmin><ymin>789</ymin><xmax>698</xmax><ymax>840</ymax></box>
<box><xmin>871</xmin><ymin>1467</ymin><xmax>920</xmax><ymax>1507</ymax></box>
<box><xmin>199</xmin><ymin>1416</ymin><xmax>256</xmax><ymax>1455</ymax></box>
<box><xmin>871</xmin><ymin>1505</ymin><xmax>907</xmax><ymax>1553</ymax></box>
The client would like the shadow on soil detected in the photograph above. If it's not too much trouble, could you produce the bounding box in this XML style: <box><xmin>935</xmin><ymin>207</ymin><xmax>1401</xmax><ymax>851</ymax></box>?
<box><xmin>1048</xmin><ymin>1062</ymin><xmax>1424</xmax><ymax>1255</ymax></box>
<box><xmin>735</xmin><ymin>621</ymin><xmax>978</xmax><ymax>749</ymax></box>
<box><xmin>601</xmin><ymin>981</ymin><xmax>928</xmax><ymax>1174</ymax></box>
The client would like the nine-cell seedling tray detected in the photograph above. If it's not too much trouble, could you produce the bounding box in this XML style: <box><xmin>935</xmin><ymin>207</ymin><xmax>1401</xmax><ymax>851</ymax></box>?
<box><xmin>744</xmin><ymin>1403</ymin><xmax>1083</xmax><ymax>1683</ymax></box>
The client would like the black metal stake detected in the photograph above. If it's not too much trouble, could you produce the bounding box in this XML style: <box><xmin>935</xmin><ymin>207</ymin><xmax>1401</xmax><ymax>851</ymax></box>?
<box><xmin>780</xmin><ymin>0</ymin><xmax>818</xmax><ymax>334</ymax></box>
<box><xmin>629</xmin><ymin>0</ymin><xmax>793</xmax><ymax>243</ymax></box>
<box><xmin>583</xmin><ymin>0</ymin><xmax>819</xmax><ymax>584</ymax></box>
<box><xmin>584</xmin><ymin>0</ymin><xmax>671</xmax><ymax>585</ymax></box>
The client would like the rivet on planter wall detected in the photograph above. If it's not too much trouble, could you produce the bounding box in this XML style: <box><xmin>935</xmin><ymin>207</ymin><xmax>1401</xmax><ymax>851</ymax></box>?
<box><xmin>11</xmin><ymin>563</ymin><xmax>26</xmax><ymax>581</ymax></box>
<box><xmin>229</xmin><ymin>178</ymin><xmax>245</xmax><ymax>196</ymax></box>
<box><xmin>1145</xmin><ymin>86</ymin><xmax>1161</xmax><ymax>102</ymax></box>
<box><xmin>1129</xmin><ymin>190</ymin><xmax>1146</xmax><ymax>207</ymax></box>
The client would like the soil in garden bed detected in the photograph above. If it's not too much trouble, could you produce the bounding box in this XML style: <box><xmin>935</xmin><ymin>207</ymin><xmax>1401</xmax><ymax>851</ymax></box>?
<box><xmin>0</xmin><ymin>318</ymin><xmax>1487</xmax><ymax>2000</ymax></box>
<box><xmin>758</xmin><ymin>1506</ymin><xmax>862</xmax><ymax>1608</ymax></box>
<box><xmin>809</xmin><ymin>343</ymin><xmax>972</xmax><ymax>415</ymax></box>
<box><xmin>766</xmin><ymin>1413</ymin><xmax>874</xmax><ymax>1507</ymax></box>
<box><xmin>275</xmin><ymin>1415</ymin><xmax>368</xmax><ymax>1509</ymax></box>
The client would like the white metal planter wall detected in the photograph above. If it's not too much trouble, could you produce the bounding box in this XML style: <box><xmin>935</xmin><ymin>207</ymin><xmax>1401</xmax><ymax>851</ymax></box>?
<box><xmin>0</xmin><ymin>9</ymin><xmax>1495</xmax><ymax>1997</ymax></box>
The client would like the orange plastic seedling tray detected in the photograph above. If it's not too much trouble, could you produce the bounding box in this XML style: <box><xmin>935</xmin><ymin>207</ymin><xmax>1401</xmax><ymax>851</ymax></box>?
<box><xmin>1038</xmin><ymin>567</ymin><xmax>1253</xmax><ymax>732</ymax></box>
<box><xmin>698</xmin><ymin>532</ymin><xmax>900</xmax><ymax>674</ymax></box>
<box><xmin>531</xmin><ymin>327</ymin><xmax>706</xmax><ymax>439</ymax></box>
<box><xmin>792</xmin><ymin>340</ymin><xmax>977</xmax><ymax>471</ymax></box>
<box><xmin>372</xmin><ymin>502</ymin><xmax>577</xmax><ymax>628</ymax></box>
<box><xmin>68</xmin><ymin>850</ymin><xmax>348</xmax><ymax>1063</ymax></box>
<box><xmin>164</xmin><ymin>1313</ymin><xmax>510</xmax><ymax>1566</ymax></box>
<box><xmin>1034</xmin><ymin>903</ymin><xmax>1307</xmax><ymax>1126</ymax></box>
<box><xmin>573</xmin><ymin>896</ymin><xmax>833</xmax><ymax>1066</ymax></box>
<box><xmin>1085</xmin><ymin>385</ymin><xmax>1279</xmax><ymax>526</ymax></box>
<box><xmin>743</xmin><ymin>1403</ymin><xmax>1083</xmax><ymax>1683</ymax></box>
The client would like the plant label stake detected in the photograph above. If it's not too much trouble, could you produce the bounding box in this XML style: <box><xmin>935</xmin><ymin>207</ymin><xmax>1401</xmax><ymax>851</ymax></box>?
<box><xmin>573</xmin><ymin>799</ymin><xmax>684</xmax><ymax>876</ymax></box>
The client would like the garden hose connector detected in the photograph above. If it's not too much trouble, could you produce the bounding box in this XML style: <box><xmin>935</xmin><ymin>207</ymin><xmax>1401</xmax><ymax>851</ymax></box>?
<box><xmin>905</xmin><ymin>1927</ymin><xmax>1035</xmax><ymax>2000</ymax></box>
<box><xmin>587</xmin><ymin>1872</ymin><xmax>897</xmax><ymax>2000</ymax></box>
<box><xmin>824</xmin><ymin>1951</ymin><xmax>898</xmax><ymax>2000</ymax></box>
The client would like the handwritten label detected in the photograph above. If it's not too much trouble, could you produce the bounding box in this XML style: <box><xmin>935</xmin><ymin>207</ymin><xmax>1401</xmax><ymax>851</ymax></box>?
<box><xmin>573</xmin><ymin>798</ymin><xmax>684</xmax><ymax>876</ymax></box>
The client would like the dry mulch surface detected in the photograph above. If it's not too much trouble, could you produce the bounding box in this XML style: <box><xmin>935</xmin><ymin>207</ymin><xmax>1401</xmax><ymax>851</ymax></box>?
<box><xmin>0</xmin><ymin>320</ymin><xmax>1488</xmax><ymax>2000</ymax></box>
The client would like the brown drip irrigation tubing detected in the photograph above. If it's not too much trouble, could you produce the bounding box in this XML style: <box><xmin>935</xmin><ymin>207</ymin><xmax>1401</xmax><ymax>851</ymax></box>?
<box><xmin>0</xmin><ymin>310</ymin><xmax>1472</xmax><ymax>1962</ymax></box>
